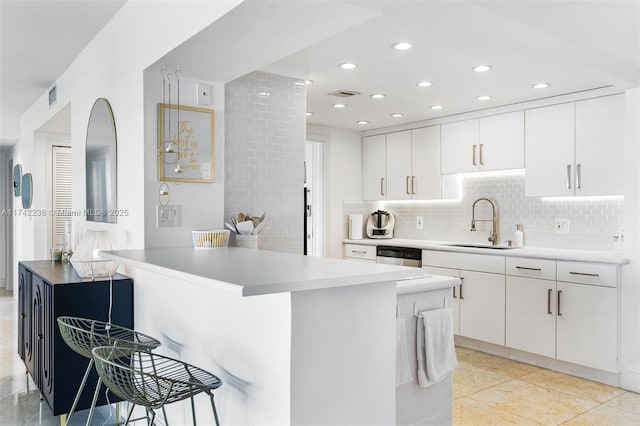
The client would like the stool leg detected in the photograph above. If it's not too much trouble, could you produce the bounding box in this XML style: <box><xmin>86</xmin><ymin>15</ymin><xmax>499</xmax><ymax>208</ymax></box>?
<box><xmin>66</xmin><ymin>358</ymin><xmax>94</xmax><ymax>426</ymax></box>
<box><xmin>59</xmin><ymin>414</ymin><xmax>66</xmax><ymax>426</ymax></box>
<box><xmin>148</xmin><ymin>408</ymin><xmax>157</xmax><ymax>426</ymax></box>
<box><xmin>85</xmin><ymin>377</ymin><xmax>102</xmax><ymax>426</ymax></box>
<box><xmin>115</xmin><ymin>402</ymin><xmax>121</xmax><ymax>423</ymax></box>
<box><xmin>124</xmin><ymin>403</ymin><xmax>136</xmax><ymax>425</ymax></box>
<box><xmin>209</xmin><ymin>392</ymin><xmax>220</xmax><ymax>426</ymax></box>
<box><xmin>189</xmin><ymin>386</ymin><xmax>197</xmax><ymax>425</ymax></box>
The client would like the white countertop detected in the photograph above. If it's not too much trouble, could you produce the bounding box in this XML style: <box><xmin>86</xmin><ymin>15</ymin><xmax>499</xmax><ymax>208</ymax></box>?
<box><xmin>396</xmin><ymin>274</ymin><xmax>459</xmax><ymax>295</ymax></box>
<box><xmin>344</xmin><ymin>238</ymin><xmax>630</xmax><ymax>265</ymax></box>
<box><xmin>101</xmin><ymin>247</ymin><xmax>421</xmax><ymax>297</ymax></box>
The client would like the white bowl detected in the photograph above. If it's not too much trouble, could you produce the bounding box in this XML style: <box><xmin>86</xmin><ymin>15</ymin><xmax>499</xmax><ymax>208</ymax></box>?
<box><xmin>235</xmin><ymin>220</ymin><xmax>254</xmax><ymax>235</ymax></box>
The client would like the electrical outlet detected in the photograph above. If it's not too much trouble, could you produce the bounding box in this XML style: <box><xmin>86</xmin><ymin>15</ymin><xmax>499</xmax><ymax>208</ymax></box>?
<box><xmin>197</xmin><ymin>83</ymin><xmax>211</xmax><ymax>105</ymax></box>
<box><xmin>157</xmin><ymin>205</ymin><xmax>181</xmax><ymax>228</ymax></box>
<box><xmin>555</xmin><ymin>218</ymin><xmax>570</xmax><ymax>234</ymax></box>
<box><xmin>416</xmin><ymin>216</ymin><xmax>424</xmax><ymax>230</ymax></box>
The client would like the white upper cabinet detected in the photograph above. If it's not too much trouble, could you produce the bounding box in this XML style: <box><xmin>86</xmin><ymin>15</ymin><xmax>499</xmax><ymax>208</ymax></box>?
<box><xmin>575</xmin><ymin>94</ymin><xmax>625</xmax><ymax>196</ymax></box>
<box><xmin>362</xmin><ymin>134</ymin><xmax>386</xmax><ymax>201</ymax></box>
<box><xmin>411</xmin><ymin>126</ymin><xmax>442</xmax><ymax>199</ymax></box>
<box><xmin>478</xmin><ymin>111</ymin><xmax>525</xmax><ymax>171</ymax></box>
<box><xmin>441</xmin><ymin>119</ymin><xmax>479</xmax><ymax>174</ymax></box>
<box><xmin>441</xmin><ymin>112</ymin><xmax>524</xmax><ymax>174</ymax></box>
<box><xmin>525</xmin><ymin>94</ymin><xmax>624</xmax><ymax>197</ymax></box>
<box><xmin>385</xmin><ymin>130</ymin><xmax>413</xmax><ymax>200</ymax></box>
<box><xmin>525</xmin><ymin>102</ymin><xmax>575</xmax><ymax>197</ymax></box>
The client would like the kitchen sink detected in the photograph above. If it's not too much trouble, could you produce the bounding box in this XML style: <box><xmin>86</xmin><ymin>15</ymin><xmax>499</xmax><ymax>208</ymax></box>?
<box><xmin>443</xmin><ymin>243</ymin><xmax>520</xmax><ymax>250</ymax></box>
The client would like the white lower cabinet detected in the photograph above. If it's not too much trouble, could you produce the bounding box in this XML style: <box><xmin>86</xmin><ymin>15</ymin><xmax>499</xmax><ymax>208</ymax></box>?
<box><xmin>343</xmin><ymin>244</ymin><xmax>376</xmax><ymax>262</ymax></box>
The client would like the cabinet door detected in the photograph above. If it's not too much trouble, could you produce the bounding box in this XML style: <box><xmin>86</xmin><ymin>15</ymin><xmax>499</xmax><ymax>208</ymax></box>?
<box><xmin>575</xmin><ymin>94</ymin><xmax>625</xmax><ymax>196</ymax></box>
<box><xmin>422</xmin><ymin>266</ymin><xmax>460</xmax><ymax>335</ymax></box>
<box><xmin>385</xmin><ymin>130</ymin><xmax>412</xmax><ymax>200</ymax></box>
<box><xmin>556</xmin><ymin>281</ymin><xmax>617</xmax><ymax>372</ymax></box>
<box><xmin>525</xmin><ymin>103</ymin><xmax>575</xmax><ymax>197</ymax></box>
<box><xmin>479</xmin><ymin>111</ymin><xmax>524</xmax><ymax>171</ymax></box>
<box><xmin>459</xmin><ymin>270</ymin><xmax>505</xmax><ymax>346</ymax></box>
<box><xmin>411</xmin><ymin>126</ymin><xmax>442</xmax><ymax>199</ymax></box>
<box><xmin>441</xmin><ymin>119</ymin><xmax>479</xmax><ymax>174</ymax></box>
<box><xmin>506</xmin><ymin>276</ymin><xmax>556</xmax><ymax>358</ymax></box>
<box><xmin>362</xmin><ymin>134</ymin><xmax>387</xmax><ymax>200</ymax></box>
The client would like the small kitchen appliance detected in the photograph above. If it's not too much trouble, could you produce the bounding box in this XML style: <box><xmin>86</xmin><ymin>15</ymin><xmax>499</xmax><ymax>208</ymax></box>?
<box><xmin>366</xmin><ymin>210</ymin><xmax>395</xmax><ymax>239</ymax></box>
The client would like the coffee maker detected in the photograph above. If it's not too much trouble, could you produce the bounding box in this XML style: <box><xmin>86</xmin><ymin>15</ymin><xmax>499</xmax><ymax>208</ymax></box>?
<box><xmin>366</xmin><ymin>210</ymin><xmax>395</xmax><ymax>239</ymax></box>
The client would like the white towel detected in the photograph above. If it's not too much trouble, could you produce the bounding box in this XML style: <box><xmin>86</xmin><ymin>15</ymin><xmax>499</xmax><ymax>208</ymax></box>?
<box><xmin>416</xmin><ymin>307</ymin><xmax>458</xmax><ymax>387</ymax></box>
<box><xmin>396</xmin><ymin>318</ymin><xmax>413</xmax><ymax>386</ymax></box>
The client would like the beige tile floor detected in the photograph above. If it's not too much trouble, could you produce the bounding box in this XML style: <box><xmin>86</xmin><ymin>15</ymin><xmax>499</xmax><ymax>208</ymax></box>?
<box><xmin>454</xmin><ymin>346</ymin><xmax>640</xmax><ymax>426</ymax></box>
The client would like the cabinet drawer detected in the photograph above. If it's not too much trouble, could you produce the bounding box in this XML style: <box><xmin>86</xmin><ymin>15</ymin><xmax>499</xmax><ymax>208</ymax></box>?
<box><xmin>423</xmin><ymin>250</ymin><xmax>504</xmax><ymax>274</ymax></box>
<box><xmin>557</xmin><ymin>261</ymin><xmax>617</xmax><ymax>288</ymax></box>
<box><xmin>344</xmin><ymin>244</ymin><xmax>376</xmax><ymax>261</ymax></box>
<box><xmin>506</xmin><ymin>257</ymin><xmax>556</xmax><ymax>280</ymax></box>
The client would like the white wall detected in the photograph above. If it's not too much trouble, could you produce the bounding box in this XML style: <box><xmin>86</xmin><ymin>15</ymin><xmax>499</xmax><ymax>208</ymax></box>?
<box><xmin>0</xmin><ymin>151</ymin><xmax>7</xmax><ymax>288</ymax></box>
<box><xmin>143</xmin><ymin>72</ymin><xmax>225</xmax><ymax>248</ymax></box>
<box><xmin>307</xmin><ymin>124</ymin><xmax>362</xmax><ymax>258</ymax></box>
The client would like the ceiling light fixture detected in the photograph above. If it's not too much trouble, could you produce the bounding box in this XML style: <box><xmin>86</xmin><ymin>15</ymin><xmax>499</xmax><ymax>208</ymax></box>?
<box><xmin>257</xmin><ymin>91</ymin><xmax>271</xmax><ymax>97</ymax></box>
<box><xmin>306</xmin><ymin>112</ymin><xmax>313</xmax><ymax>116</ymax></box>
<box><xmin>472</xmin><ymin>65</ymin><xmax>491</xmax><ymax>72</ymax></box>
<box><xmin>339</xmin><ymin>62</ymin><xmax>357</xmax><ymax>70</ymax></box>
<box><xmin>370</xmin><ymin>94</ymin><xmax>385</xmax><ymax>99</ymax></box>
<box><xmin>305</xmin><ymin>79</ymin><xmax>314</xmax><ymax>85</ymax></box>
<box><xmin>430</xmin><ymin>105</ymin><xmax>443</xmax><ymax>110</ymax></box>
<box><xmin>477</xmin><ymin>95</ymin><xmax>492</xmax><ymax>101</ymax></box>
<box><xmin>417</xmin><ymin>81</ymin><xmax>432</xmax><ymax>87</ymax></box>
<box><xmin>391</xmin><ymin>113</ymin><xmax>404</xmax><ymax>118</ymax></box>
<box><xmin>392</xmin><ymin>42</ymin><xmax>413</xmax><ymax>50</ymax></box>
<box><xmin>333</xmin><ymin>103</ymin><xmax>346</xmax><ymax>108</ymax></box>
<box><xmin>532</xmin><ymin>82</ymin><xmax>550</xmax><ymax>89</ymax></box>
<box><xmin>357</xmin><ymin>120</ymin><xmax>369</xmax><ymax>125</ymax></box>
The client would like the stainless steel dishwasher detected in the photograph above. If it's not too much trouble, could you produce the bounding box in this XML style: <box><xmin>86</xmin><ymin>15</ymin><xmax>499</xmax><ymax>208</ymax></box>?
<box><xmin>376</xmin><ymin>246</ymin><xmax>422</xmax><ymax>267</ymax></box>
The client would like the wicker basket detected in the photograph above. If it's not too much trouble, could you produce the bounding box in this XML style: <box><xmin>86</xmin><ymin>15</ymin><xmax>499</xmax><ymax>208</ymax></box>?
<box><xmin>192</xmin><ymin>230</ymin><xmax>230</xmax><ymax>248</ymax></box>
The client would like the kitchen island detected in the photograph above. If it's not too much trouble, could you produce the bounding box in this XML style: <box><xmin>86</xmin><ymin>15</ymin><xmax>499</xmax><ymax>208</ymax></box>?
<box><xmin>101</xmin><ymin>247</ymin><xmax>428</xmax><ymax>425</ymax></box>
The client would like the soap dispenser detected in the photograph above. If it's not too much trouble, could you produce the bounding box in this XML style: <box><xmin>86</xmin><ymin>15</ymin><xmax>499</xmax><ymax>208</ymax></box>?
<box><xmin>514</xmin><ymin>224</ymin><xmax>524</xmax><ymax>247</ymax></box>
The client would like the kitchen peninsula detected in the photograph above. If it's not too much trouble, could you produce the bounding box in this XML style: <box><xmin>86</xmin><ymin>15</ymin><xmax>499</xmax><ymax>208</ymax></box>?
<box><xmin>100</xmin><ymin>247</ymin><xmax>426</xmax><ymax>425</ymax></box>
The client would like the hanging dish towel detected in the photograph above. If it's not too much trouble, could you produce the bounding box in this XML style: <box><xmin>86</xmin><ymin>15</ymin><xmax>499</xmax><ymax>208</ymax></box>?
<box><xmin>416</xmin><ymin>307</ymin><xmax>458</xmax><ymax>387</ymax></box>
<box><xmin>396</xmin><ymin>318</ymin><xmax>413</xmax><ymax>386</ymax></box>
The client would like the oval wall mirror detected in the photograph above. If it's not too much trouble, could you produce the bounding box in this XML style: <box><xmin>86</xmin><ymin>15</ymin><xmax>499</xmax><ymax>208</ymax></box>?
<box><xmin>13</xmin><ymin>164</ymin><xmax>22</xmax><ymax>197</ymax></box>
<box><xmin>86</xmin><ymin>98</ymin><xmax>117</xmax><ymax>223</ymax></box>
<box><xmin>21</xmin><ymin>173</ymin><xmax>32</xmax><ymax>209</ymax></box>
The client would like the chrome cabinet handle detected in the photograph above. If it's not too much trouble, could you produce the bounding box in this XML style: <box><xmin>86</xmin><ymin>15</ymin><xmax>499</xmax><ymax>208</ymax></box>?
<box><xmin>406</xmin><ymin>176</ymin><xmax>411</xmax><ymax>194</ymax></box>
<box><xmin>569</xmin><ymin>271</ymin><xmax>599</xmax><ymax>277</ymax></box>
<box><xmin>566</xmin><ymin>164</ymin><xmax>572</xmax><ymax>189</ymax></box>
<box><xmin>452</xmin><ymin>287</ymin><xmax>457</xmax><ymax>299</ymax></box>
<box><xmin>411</xmin><ymin>176</ymin><xmax>416</xmax><ymax>194</ymax></box>
<box><xmin>459</xmin><ymin>276</ymin><xmax>464</xmax><ymax>300</ymax></box>
<box><xmin>479</xmin><ymin>144</ymin><xmax>484</xmax><ymax>165</ymax></box>
<box><xmin>472</xmin><ymin>145</ymin><xmax>477</xmax><ymax>166</ymax></box>
<box><xmin>380</xmin><ymin>178</ymin><xmax>385</xmax><ymax>196</ymax></box>
<box><xmin>547</xmin><ymin>289</ymin><xmax>552</xmax><ymax>315</ymax></box>
<box><xmin>557</xmin><ymin>290</ymin><xmax>562</xmax><ymax>316</ymax></box>
<box><xmin>351</xmin><ymin>250</ymin><xmax>367</xmax><ymax>254</ymax></box>
<box><xmin>577</xmin><ymin>163</ymin><xmax>582</xmax><ymax>189</ymax></box>
<box><xmin>516</xmin><ymin>266</ymin><xmax>542</xmax><ymax>271</ymax></box>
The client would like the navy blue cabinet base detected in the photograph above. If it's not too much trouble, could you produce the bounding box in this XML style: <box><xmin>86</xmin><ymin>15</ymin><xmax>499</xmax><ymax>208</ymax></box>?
<box><xmin>18</xmin><ymin>261</ymin><xmax>133</xmax><ymax>416</ymax></box>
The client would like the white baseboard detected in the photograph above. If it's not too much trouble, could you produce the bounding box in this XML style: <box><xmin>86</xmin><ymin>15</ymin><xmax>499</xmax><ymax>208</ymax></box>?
<box><xmin>620</xmin><ymin>369</ymin><xmax>640</xmax><ymax>392</ymax></box>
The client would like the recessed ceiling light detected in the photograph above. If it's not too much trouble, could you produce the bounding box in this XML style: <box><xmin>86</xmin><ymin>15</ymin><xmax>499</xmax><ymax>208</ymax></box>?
<box><xmin>357</xmin><ymin>120</ymin><xmax>369</xmax><ymax>125</ymax></box>
<box><xmin>339</xmin><ymin>63</ymin><xmax>357</xmax><ymax>70</ymax></box>
<box><xmin>392</xmin><ymin>42</ymin><xmax>413</xmax><ymax>51</ymax></box>
<box><xmin>532</xmin><ymin>82</ymin><xmax>550</xmax><ymax>89</ymax></box>
<box><xmin>417</xmin><ymin>81</ymin><xmax>432</xmax><ymax>87</ymax></box>
<box><xmin>333</xmin><ymin>103</ymin><xmax>346</xmax><ymax>108</ymax></box>
<box><xmin>391</xmin><ymin>113</ymin><xmax>404</xmax><ymax>118</ymax></box>
<box><xmin>370</xmin><ymin>94</ymin><xmax>386</xmax><ymax>99</ymax></box>
<box><xmin>306</xmin><ymin>112</ymin><xmax>313</xmax><ymax>116</ymax></box>
<box><xmin>305</xmin><ymin>79</ymin><xmax>313</xmax><ymax>85</ymax></box>
<box><xmin>477</xmin><ymin>95</ymin><xmax>492</xmax><ymax>101</ymax></box>
<box><xmin>472</xmin><ymin>65</ymin><xmax>491</xmax><ymax>72</ymax></box>
<box><xmin>257</xmin><ymin>91</ymin><xmax>271</xmax><ymax>97</ymax></box>
<box><xmin>430</xmin><ymin>105</ymin><xmax>443</xmax><ymax>110</ymax></box>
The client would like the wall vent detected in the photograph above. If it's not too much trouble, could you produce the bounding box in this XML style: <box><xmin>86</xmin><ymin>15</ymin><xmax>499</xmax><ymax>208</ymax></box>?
<box><xmin>327</xmin><ymin>90</ymin><xmax>361</xmax><ymax>97</ymax></box>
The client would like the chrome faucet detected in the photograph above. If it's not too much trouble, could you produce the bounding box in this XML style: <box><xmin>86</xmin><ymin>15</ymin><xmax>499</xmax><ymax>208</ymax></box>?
<box><xmin>471</xmin><ymin>197</ymin><xmax>498</xmax><ymax>245</ymax></box>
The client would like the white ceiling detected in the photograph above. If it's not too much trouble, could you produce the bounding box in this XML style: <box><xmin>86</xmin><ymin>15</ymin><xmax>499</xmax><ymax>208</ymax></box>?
<box><xmin>1</xmin><ymin>0</ymin><xmax>638</xmax><ymax>145</ymax></box>
<box><xmin>0</xmin><ymin>0</ymin><xmax>126</xmax><ymax>145</ymax></box>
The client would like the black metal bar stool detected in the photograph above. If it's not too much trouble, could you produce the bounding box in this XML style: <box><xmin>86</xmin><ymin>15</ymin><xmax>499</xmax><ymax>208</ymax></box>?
<box><xmin>57</xmin><ymin>316</ymin><xmax>162</xmax><ymax>425</ymax></box>
<box><xmin>92</xmin><ymin>345</ymin><xmax>223</xmax><ymax>425</ymax></box>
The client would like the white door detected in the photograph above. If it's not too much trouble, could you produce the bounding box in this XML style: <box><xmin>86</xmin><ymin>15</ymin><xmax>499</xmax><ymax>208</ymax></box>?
<box><xmin>479</xmin><ymin>111</ymin><xmax>524</xmax><ymax>171</ymax></box>
<box><xmin>441</xmin><ymin>119</ymin><xmax>479</xmax><ymax>174</ymax></box>
<box><xmin>423</xmin><ymin>266</ymin><xmax>460</xmax><ymax>335</ymax></box>
<box><xmin>385</xmin><ymin>130</ymin><xmax>412</xmax><ymax>200</ymax></box>
<box><xmin>362</xmin><ymin>134</ymin><xmax>386</xmax><ymax>201</ymax></box>
<box><xmin>575</xmin><ymin>94</ymin><xmax>625</xmax><ymax>196</ymax></box>
<box><xmin>459</xmin><ymin>270</ymin><xmax>505</xmax><ymax>346</ymax></box>
<box><xmin>411</xmin><ymin>126</ymin><xmax>442</xmax><ymax>199</ymax></box>
<box><xmin>556</xmin><ymin>281</ymin><xmax>618</xmax><ymax>372</ymax></box>
<box><xmin>506</xmin><ymin>276</ymin><xmax>556</xmax><ymax>358</ymax></box>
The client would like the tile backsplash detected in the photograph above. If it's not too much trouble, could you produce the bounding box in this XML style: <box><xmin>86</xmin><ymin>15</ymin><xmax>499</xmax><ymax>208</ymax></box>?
<box><xmin>345</xmin><ymin>172</ymin><xmax>624</xmax><ymax>251</ymax></box>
